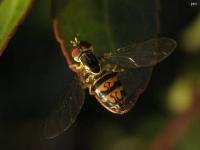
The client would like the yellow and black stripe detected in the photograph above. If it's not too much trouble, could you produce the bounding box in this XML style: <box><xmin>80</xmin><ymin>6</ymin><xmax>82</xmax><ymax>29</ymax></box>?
<box><xmin>93</xmin><ymin>72</ymin><xmax>126</xmax><ymax>113</ymax></box>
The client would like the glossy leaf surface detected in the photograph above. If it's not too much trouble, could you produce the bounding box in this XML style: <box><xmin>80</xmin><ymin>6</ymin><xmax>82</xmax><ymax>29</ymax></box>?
<box><xmin>0</xmin><ymin>0</ymin><xmax>33</xmax><ymax>55</ymax></box>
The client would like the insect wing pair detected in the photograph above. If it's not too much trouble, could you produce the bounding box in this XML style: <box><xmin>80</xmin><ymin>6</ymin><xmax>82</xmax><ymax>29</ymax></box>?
<box><xmin>44</xmin><ymin>37</ymin><xmax>177</xmax><ymax>138</ymax></box>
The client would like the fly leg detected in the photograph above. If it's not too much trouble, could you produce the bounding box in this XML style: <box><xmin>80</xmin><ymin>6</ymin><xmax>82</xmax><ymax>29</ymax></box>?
<box><xmin>69</xmin><ymin>63</ymin><xmax>83</xmax><ymax>73</ymax></box>
<box><xmin>78</xmin><ymin>73</ymin><xmax>95</xmax><ymax>95</ymax></box>
<box><xmin>80</xmin><ymin>81</ymin><xmax>94</xmax><ymax>95</ymax></box>
<box><xmin>88</xmin><ymin>84</ymin><xmax>95</xmax><ymax>95</ymax></box>
<box><xmin>85</xmin><ymin>75</ymin><xmax>95</xmax><ymax>95</ymax></box>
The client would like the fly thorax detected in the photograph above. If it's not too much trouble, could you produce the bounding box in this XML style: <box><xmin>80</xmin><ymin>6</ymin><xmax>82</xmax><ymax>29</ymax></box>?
<box><xmin>79</xmin><ymin>51</ymin><xmax>101</xmax><ymax>74</ymax></box>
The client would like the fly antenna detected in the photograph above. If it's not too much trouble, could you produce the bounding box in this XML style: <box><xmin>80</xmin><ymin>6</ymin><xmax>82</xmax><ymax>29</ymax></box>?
<box><xmin>70</xmin><ymin>36</ymin><xmax>80</xmax><ymax>47</ymax></box>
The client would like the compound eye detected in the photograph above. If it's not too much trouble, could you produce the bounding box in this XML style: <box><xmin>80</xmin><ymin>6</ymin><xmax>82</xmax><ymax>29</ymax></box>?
<box><xmin>71</xmin><ymin>48</ymin><xmax>81</xmax><ymax>61</ymax></box>
<box><xmin>78</xmin><ymin>41</ymin><xmax>92</xmax><ymax>49</ymax></box>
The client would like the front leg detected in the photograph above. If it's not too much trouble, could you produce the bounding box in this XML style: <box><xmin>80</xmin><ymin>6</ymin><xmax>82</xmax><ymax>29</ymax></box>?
<box><xmin>69</xmin><ymin>63</ymin><xmax>82</xmax><ymax>73</ymax></box>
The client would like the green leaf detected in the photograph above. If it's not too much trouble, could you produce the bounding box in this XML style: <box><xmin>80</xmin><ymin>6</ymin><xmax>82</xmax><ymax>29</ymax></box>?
<box><xmin>51</xmin><ymin>0</ymin><xmax>158</xmax><ymax>55</ymax></box>
<box><xmin>0</xmin><ymin>0</ymin><xmax>33</xmax><ymax>55</ymax></box>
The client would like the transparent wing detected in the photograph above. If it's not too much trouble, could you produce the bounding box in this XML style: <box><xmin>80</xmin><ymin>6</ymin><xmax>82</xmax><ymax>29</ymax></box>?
<box><xmin>44</xmin><ymin>76</ymin><xmax>85</xmax><ymax>139</ymax></box>
<box><xmin>118</xmin><ymin>67</ymin><xmax>153</xmax><ymax>112</ymax></box>
<box><xmin>104</xmin><ymin>37</ymin><xmax>177</xmax><ymax>68</ymax></box>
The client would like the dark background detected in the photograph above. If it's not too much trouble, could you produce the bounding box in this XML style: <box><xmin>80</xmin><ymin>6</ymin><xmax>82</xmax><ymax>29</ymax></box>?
<box><xmin>0</xmin><ymin>0</ymin><xmax>200</xmax><ymax>150</ymax></box>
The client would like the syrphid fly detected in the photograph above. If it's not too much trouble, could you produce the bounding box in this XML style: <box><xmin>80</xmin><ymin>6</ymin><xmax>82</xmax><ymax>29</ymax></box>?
<box><xmin>44</xmin><ymin>37</ymin><xmax>177</xmax><ymax>138</ymax></box>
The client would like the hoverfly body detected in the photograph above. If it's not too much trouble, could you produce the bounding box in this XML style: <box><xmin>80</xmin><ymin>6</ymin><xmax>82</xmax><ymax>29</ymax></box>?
<box><xmin>44</xmin><ymin>37</ymin><xmax>177</xmax><ymax>138</ymax></box>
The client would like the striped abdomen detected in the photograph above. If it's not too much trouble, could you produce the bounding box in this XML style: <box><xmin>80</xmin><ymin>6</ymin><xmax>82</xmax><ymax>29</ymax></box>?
<box><xmin>93</xmin><ymin>72</ymin><xmax>128</xmax><ymax>114</ymax></box>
